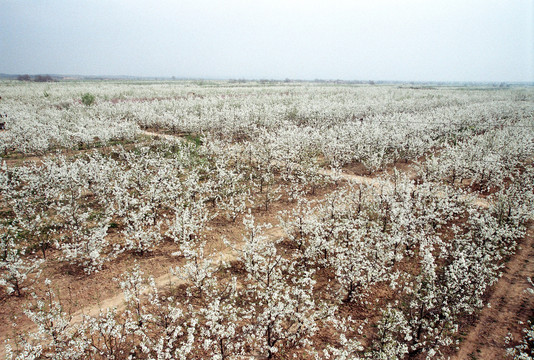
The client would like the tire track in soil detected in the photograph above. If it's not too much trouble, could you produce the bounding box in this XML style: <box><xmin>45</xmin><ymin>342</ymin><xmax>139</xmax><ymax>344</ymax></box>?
<box><xmin>452</xmin><ymin>222</ymin><xmax>534</xmax><ymax>360</ymax></box>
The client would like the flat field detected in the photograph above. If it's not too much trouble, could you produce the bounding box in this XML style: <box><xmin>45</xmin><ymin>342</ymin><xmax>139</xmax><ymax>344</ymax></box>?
<box><xmin>0</xmin><ymin>81</ymin><xmax>533</xmax><ymax>359</ymax></box>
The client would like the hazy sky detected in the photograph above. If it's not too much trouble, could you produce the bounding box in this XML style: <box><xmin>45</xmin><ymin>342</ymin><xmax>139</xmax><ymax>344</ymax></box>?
<box><xmin>1</xmin><ymin>0</ymin><xmax>533</xmax><ymax>81</ymax></box>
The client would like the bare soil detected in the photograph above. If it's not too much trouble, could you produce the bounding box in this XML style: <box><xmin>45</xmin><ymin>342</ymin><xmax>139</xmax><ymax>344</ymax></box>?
<box><xmin>452</xmin><ymin>221</ymin><xmax>534</xmax><ymax>360</ymax></box>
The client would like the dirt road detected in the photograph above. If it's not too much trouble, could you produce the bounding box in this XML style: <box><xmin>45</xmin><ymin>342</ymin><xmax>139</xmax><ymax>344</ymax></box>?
<box><xmin>453</xmin><ymin>222</ymin><xmax>534</xmax><ymax>360</ymax></box>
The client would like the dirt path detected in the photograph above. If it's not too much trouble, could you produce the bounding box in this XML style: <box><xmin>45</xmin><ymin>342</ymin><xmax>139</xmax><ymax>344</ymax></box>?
<box><xmin>452</xmin><ymin>222</ymin><xmax>534</xmax><ymax>360</ymax></box>
<box><xmin>76</xmin><ymin>224</ymin><xmax>287</xmax><ymax>320</ymax></box>
<box><xmin>141</xmin><ymin>130</ymin><xmax>489</xmax><ymax>209</ymax></box>
<box><xmin>140</xmin><ymin>130</ymin><xmax>182</xmax><ymax>142</ymax></box>
<box><xmin>72</xmin><ymin>270</ymin><xmax>181</xmax><ymax>320</ymax></box>
<box><xmin>318</xmin><ymin>168</ymin><xmax>389</xmax><ymax>186</ymax></box>
<box><xmin>319</xmin><ymin>168</ymin><xmax>490</xmax><ymax>209</ymax></box>
<box><xmin>0</xmin><ymin>228</ymin><xmax>280</xmax><ymax>358</ymax></box>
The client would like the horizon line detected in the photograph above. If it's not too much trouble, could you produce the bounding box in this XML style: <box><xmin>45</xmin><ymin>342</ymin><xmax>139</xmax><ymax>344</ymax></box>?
<box><xmin>1</xmin><ymin>73</ymin><xmax>533</xmax><ymax>85</ymax></box>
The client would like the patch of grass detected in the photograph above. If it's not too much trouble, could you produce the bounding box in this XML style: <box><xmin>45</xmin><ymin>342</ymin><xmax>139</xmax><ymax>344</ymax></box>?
<box><xmin>81</xmin><ymin>93</ymin><xmax>96</xmax><ymax>106</ymax></box>
<box><xmin>185</xmin><ymin>133</ymin><xmax>202</xmax><ymax>147</ymax></box>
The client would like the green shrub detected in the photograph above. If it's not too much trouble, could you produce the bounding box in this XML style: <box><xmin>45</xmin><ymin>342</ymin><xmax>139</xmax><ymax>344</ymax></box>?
<box><xmin>81</xmin><ymin>93</ymin><xmax>95</xmax><ymax>106</ymax></box>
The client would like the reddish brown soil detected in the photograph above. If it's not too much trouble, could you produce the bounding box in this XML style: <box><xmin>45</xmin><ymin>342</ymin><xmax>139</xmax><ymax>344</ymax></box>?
<box><xmin>452</xmin><ymin>221</ymin><xmax>534</xmax><ymax>360</ymax></box>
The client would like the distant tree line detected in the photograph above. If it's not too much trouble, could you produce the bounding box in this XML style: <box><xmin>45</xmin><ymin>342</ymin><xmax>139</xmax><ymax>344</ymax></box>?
<box><xmin>17</xmin><ymin>74</ymin><xmax>56</xmax><ymax>82</ymax></box>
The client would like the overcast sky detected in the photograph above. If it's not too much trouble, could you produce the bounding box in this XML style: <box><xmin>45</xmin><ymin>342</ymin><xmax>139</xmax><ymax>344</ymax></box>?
<box><xmin>1</xmin><ymin>0</ymin><xmax>533</xmax><ymax>82</ymax></box>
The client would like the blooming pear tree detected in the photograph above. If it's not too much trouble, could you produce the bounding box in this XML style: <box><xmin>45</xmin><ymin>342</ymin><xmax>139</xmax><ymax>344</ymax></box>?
<box><xmin>1</xmin><ymin>81</ymin><xmax>533</xmax><ymax>359</ymax></box>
